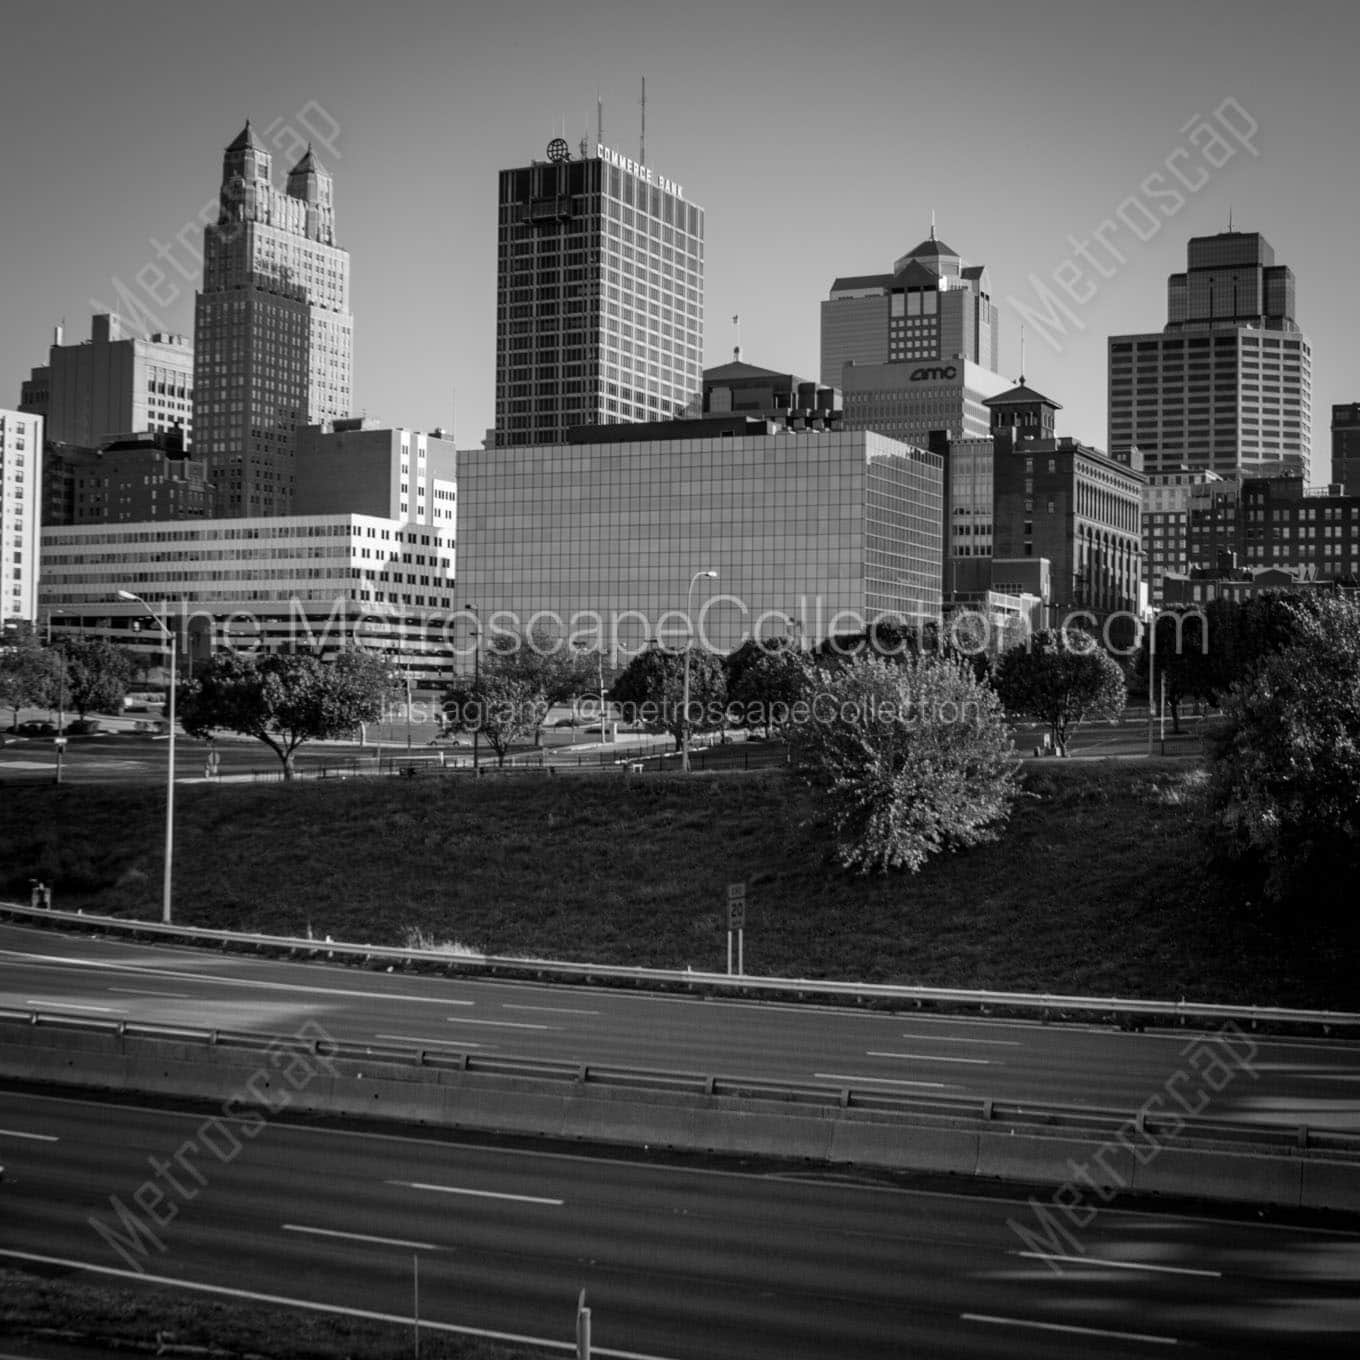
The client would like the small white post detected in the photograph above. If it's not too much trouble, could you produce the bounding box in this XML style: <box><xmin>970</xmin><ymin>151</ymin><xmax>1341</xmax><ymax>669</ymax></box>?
<box><xmin>576</xmin><ymin>1288</ymin><xmax>591</xmax><ymax>1359</ymax></box>
<box><xmin>413</xmin><ymin>1254</ymin><xmax>420</xmax><ymax>1360</ymax></box>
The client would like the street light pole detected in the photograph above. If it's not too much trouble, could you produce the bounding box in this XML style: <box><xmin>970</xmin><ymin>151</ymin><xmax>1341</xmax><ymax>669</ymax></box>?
<box><xmin>117</xmin><ymin>590</ymin><xmax>175</xmax><ymax>924</ymax></box>
<box><xmin>467</xmin><ymin>603</ymin><xmax>480</xmax><ymax>773</ymax></box>
<box><xmin>681</xmin><ymin>570</ymin><xmax>717</xmax><ymax>774</ymax></box>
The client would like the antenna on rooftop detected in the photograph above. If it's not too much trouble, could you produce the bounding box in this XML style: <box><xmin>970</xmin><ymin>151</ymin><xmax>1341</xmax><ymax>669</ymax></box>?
<box><xmin>930</xmin><ymin>209</ymin><xmax>936</xmax><ymax>241</ymax></box>
<box><xmin>733</xmin><ymin>314</ymin><xmax>742</xmax><ymax>362</ymax></box>
<box><xmin>1019</xmin><ymin>323</ymin><xmax>1026</xmax><ymax>385</ymax></box>
<box><xmin>597</xmin><ymin>91</ymin><xmax>603</xmax><ymax>147</ymax></box>
<box><xmin>1228</xmin><ymin>203</ymin><xmax>1234</xmax><ymax>232</ymax></box>
<box><xmin>640</xmin><ymin>76</ymin><xmax>646</xmax><ymax>164</ymax></box>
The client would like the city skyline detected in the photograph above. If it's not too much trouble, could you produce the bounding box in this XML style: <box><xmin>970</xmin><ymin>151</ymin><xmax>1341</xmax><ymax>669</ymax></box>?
<box><xmin>2</xmin><ymin>0</ymin><xmax>1357</xmax><ymax>474</ymax></box>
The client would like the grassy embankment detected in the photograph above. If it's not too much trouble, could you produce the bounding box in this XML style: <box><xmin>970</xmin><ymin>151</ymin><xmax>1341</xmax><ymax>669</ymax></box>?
<box><xmin>3</xmin><ymin>761</ymin><xmax>1354</xmax><ymax>1008</ymax></box>
<box><xmin>0</xmin><ymin>1268</ymin><xmax>543</xmax><ymax>1359</ymax></box>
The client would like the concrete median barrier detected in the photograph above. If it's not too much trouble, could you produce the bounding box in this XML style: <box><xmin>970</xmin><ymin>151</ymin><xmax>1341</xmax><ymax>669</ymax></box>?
<box><xmin>830</xmin><ymin>1116</ymin><xmax>980</xmax><ymax>1174</ymax></box>
<box><xmin>3</xmin><ymin>1026</ymin><xmax>1357</xmax><ymax>1213</ymax></box>
<box><xmin>1133</xmin><ymin>1146</ymin><xmax>1303</xmax><ymax>1207</ymax></box>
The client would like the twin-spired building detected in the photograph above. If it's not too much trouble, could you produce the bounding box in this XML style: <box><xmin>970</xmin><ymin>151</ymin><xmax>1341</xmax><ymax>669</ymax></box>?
<box><xmin>193</xmin><ymin>123</ymin><xmax>353</xmax><ymax>517</ymax></box>
<box><xmin>494</xmin><ymin>140</ymin><xmax>704</xmax><ymax>447</ymax></box>
<box><xmin>457</xmin><ymin>424</ymin><xmax>942</xmax><ymax>658</ymax></box>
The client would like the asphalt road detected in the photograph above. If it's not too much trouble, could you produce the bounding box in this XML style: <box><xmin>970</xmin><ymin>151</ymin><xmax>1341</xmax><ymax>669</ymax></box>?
<box><xmin>1</xmin><ymin>1088</ymin><xmax>1357</xmax><ymax>1358</ymax></box>
<box><xmin>2</xmin><ymin>923</ymin><xmax>1356</xmax><ymax>1133</ymax></box>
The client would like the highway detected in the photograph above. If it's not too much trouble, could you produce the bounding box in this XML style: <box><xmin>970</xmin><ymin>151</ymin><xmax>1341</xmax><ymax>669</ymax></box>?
<box><xmin>2</xmin><ymin>1088</ymin><xmax>1358</xmax><ymax>1357</ymax></box>
<box><xmin>2</xmin><ymin>922</ymin><xmax>1358</xmax><ymax>1132</ymax></box>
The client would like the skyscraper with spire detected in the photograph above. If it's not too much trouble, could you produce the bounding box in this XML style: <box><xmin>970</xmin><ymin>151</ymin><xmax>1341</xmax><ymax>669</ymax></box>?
<box><xmin>192</xmin><ymin>122</ymin><xmax>352</xmax><ymax>516</ymax></box>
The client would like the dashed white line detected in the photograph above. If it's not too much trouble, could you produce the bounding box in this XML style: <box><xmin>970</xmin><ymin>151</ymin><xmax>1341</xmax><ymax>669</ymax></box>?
<box><xmin>0</xmin><ymin>1128</ymin><xmax>58</xmax><ymax>1142</ymax></box>
<box><xmin>897</xmin><ymin>1032</ymin><xmax>1022</xmax><ymax>1047</ymax></box>
<box><xmin>1013</xmin><ymin>1251</ymin><xmax>1221</xmax><ymax>1278</ymax></box>
<box><xmin>502</xmin><ymin>1003</ymin><xmax>601</xmax><ymax>1016</ymax></box>
<box><xmin>962</xmin><ymin>1313</ymin><xmax>1178</xmax><ymax>1345</ymax></box>
<box><xmin>107</xmin><ymin>987</ymin><xmax>193</xmax><ymax>999</ymax></box>
<box><xmin>388</xmin><ymin>1179</ymin><xmax>564</xmax><ymax>1206</ymax></box>
<box><xmin>444</xmin><ymin>1017</ymin><xmax>554</xmax><ymax>1030</ymax></box>
<box><xmin>814</xmin><ymin>1072</ymin><xmax>954</xmax><ymax>1089</ymax></box>
<box><xmin>23</xmin><ymin>1000</ymin><xmax>122</xmax><ymax>1013</ymax></box>
<box><xmin>866</xmin><ymin>1051</ymin><xmax>993</xmax><ymax>1065</ymax></box>
<box><xmin>282</xmin><ymin>1224</ymin><xmax>444</xmax><ymax>1251</ymax></box>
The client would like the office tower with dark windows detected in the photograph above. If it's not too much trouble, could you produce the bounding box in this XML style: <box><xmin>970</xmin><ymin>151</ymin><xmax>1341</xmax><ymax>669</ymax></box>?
<box><xmin>1332</xmin><ymin>404</ymin><xmax>1360</xmax><ymax>493</ymax></box>
<box><xmin>494</xmin><ymin>139</ymin><xmax>704</xmax><ymax>447</ymax></box>
<box><xmin>193</xmin><ymin>122</ymin><xmax>353</xmax><ymax>517</ymax></box>
<box><xmin>1107</xmin><ymin>231</ymin><xmax>1311</xmax><ymax>481</ymax></box>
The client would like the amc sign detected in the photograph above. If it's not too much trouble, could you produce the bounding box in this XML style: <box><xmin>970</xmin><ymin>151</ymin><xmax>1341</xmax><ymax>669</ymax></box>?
<box><xmin>909</xmin><ymin>365</ymin><xmax>958</xmax><ymax>382</ymax></box>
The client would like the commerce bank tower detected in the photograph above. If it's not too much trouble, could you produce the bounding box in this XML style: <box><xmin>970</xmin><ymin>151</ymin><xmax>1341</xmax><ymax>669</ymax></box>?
<box><xmin>493</xmin><ymin>139</ymin><xmax>704</xmax><ymax>447</ymax></box>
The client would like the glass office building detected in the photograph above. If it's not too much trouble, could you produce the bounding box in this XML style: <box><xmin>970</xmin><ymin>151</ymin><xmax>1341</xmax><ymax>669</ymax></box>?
<box><xmin>458</xmin><ymin>428</ymin><xmax>942</xmax><ymax>657</ymax></box>
<box><xmin>494</xmin><ymin>142</ymin><xmax>704</xmax><ymax>447</ymax></box>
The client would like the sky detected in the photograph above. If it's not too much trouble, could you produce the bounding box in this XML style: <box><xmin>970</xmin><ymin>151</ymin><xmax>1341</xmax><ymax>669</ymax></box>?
<box><xmin>2</xmin><ymin>0</ymin><xmax>1358</xmax><ymax>474</ymax></box>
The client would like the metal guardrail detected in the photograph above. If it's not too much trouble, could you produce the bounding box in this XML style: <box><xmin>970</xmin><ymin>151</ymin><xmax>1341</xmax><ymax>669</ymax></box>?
<box><xmin>3</xmin><ymin>1007</ymin><xmax>1356</xmax><ymax>1158</ymax></box>
<box><xmin>4</xmin><ymin>899</ymin><xmax>1359</xmax><ymax>1034</ymax></box>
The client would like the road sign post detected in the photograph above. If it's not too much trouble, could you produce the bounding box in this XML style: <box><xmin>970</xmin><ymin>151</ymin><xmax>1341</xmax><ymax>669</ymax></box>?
<box><xmin>726</xmin><ymin>883</ymin><xmax>746</xmax><ymax>976</ymax></box>
<box><xmin>576</xmin><ymin>1288</ymin><xmax>591</xmax><ymax>1359</ymax></box>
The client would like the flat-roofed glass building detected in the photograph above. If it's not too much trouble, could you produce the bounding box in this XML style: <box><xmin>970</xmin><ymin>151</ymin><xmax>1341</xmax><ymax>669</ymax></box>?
<box><xmin>494</xmin><ymin>141</ymin><xmax>704</xmax><ymax>447</ymax></box>
<box><xmin>458</xmin><ymin>427</ymin><xmax>942</xmax><ymax>657</ymax></box>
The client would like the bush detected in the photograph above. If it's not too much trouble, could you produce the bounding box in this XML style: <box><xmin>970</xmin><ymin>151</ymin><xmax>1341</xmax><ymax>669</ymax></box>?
<box><xmin>789</xmin><ymin>653</ymin><xmax>1019</xmax><ymax>873</ymax></box>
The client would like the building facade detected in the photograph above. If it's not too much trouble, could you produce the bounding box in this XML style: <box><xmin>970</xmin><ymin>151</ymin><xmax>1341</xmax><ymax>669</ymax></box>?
<box><xmin>19</xmin><ymin>316</ymin><xmax>193</xmax><ymax>449</ymax></box>
<box><xmin>1</xmin><ymin>409</ymin><xmax>42</xmax><ymax>628</ymax></box>
<box><xmin>193</xmin><ymin>123</ymin><xmax>353</xmax><ymax>517</ymax></box>
<box><xmin>458</xmin><ymin>428</ymin><xmax>942</xmax><ymax>658</ymax></box>
<box><xmin>990</xmin><ymin>385</ymin><xmax>1144</xmax><ymax>615</ymax></box>
<box><xmin>39</xmin><ymin>515</ymin><xmax>457</xmax><ymax>689</ymax></box>
<box><xmin>494</xmin><ymin>140</ymin><xmax>703</xmax><ymax>447</ymax></box>
<box><xmin>1332</xmin><ymin>403</ymin><xmax>1360</xmax><ymax>493</ymax></box>
<box><xmin>1107</xmin><ymin>231</ymin><xmax>1311</xmax><ymax>479</ymax></box>
<box><xmin>1142</xmin><ymin>469</ymin><xmax>1224</xmax><ymax>604</ymax></box>
<box><xmin>699</xmin><ymin>359</ymin><xmax>841</xmax><ymax>428</ymax></box>
<box><xmin>295</xmin><ymin>419</ymin><xmax>457</xmax><ymax>527</ymax></box>
<box><xmin>48</xmin><ymin>431</ymin><xmax>213</xmax><ymax>525</ymax></box>
<box><xmin>1186</xmin><ymin>474</ymin><xmax>1360</xmax><ymax>580</ymax></box>
<box><xmin>821</xmin><ymin>229</ymin><xmax>1000</xmax><ymax>387</ymax></box>
<box><xmin>840</xmin><ymin>358</ymin><xmax>1012</xmax><ymax>450</ymax></box>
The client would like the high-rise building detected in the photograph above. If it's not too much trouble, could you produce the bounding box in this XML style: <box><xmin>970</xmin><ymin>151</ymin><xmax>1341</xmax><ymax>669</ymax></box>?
<box><xmin>1142</xmin><ymin>468</ymin><xmax>1224</xmax><ymax>603</ymax></box>
<box><xmin>493</xmin><ymin>139</ymin><xmax>704</xmax><ymax>447</ymax></box>
<box><xmin>1331</xmin><ymin>404</ymin><xmax>1360</xmax><ymax>493</ymax></box>
<box><xmin>0</xmin><ymin>408</ymin><xmax>43</xmax><ymax>629</ymax></box>
<box><xmin>296</xmin><ymin>419</ymin><xmax>457</xmax><ymax>528</ymax></box>
<box><xmin>1107</xmin><ymin>231</ymin><xmax>1311</xmax><ymax>480</ymax></box>
<box><xmin>193</xmin><ymin>123</ymin><xmax>353</xmax><ymax>517</ymax></box>
<box><xmin>18</xmin><ymin>316</ymin><xmax>193</xmax><ymax>448</ymax></box>
<box><xmin>821</xmin><ymin>229</ymin><xmax>1000</xmax><ymax>387</ymax></box>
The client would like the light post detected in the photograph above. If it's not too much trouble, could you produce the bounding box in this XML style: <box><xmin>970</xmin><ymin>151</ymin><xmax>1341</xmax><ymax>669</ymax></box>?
<box><xmin>681</xmin><ymin>570</ymin><xmax>717</xmax><ymax>774</ymax></box>
<box><xmin>786</xmin><ymin>614</ymin><xmax>803</xmax><ymax>651</ymax></box>
<box><xmin>116</xmin><ymin>590</ymin><xmax>176</xmax><ymax>924</ymax></box>
<box><xmin>466</xmin><ymin>603</ymin><xmax>480</xmax><ymax>773</ymax></box>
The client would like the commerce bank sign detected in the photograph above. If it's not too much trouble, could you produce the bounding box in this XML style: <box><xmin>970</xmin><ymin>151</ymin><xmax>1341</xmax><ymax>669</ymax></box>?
<box><xmin>909</xmin><ymin>365</ymin><xmax>958</xmax><ymax>381</ymax></box>
<box><xmin>597</xmin><ymin>143</ymin><xmax>684</xmax><ymax>201</ymax></box>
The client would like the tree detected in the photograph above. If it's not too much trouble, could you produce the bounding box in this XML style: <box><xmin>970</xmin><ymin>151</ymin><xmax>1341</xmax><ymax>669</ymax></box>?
<box><xmin>178</xmin><ymin>648</ymin><xmax>392</xmax><ymax>779</ymax></box>
<box><xmin>1130</xmin><ymin>608</ymin><xmax>1211</xmax><ymax>733</ymax></box>
<box><xmin>610</xmin><ymin>644</ymin><xmax>727</xmax><ymax>750</ymax></box>
<box><xmin>443</xmin><ymin>663</ymin><xmax>545</xmax><ymax>767</ymax></box>
<box><xmin>1205</xmin><ymin>596</ymin><xmax>1360</xmax><ymax>917</ymax></box>
<box><xmin>725</xmin><ymin>637</ymin><xmax>810</xmax><ymax>736</ymax></box>
<box><xmin>481</xmin><ymin>625</ymin><xmax>601</xmax><ymax>744</ymax></box>
<box><xmin>0</xmin><ymin>635</ymin><xmax>63</xmax><ymax>729</ymax></box>
<box><xmin>54</xmin><ymin>637</ymin><xmax>134</xmax><ymax>720</ymax></box>
<box><xmin>993</xmin><ymin>628</ymin><xmax>1126</xmax><ymax>756</ymax></box>
<box><xmin>788</xmin><ymin>653</ymin><xmax>1019</xmax><ymax>874</ymax></box>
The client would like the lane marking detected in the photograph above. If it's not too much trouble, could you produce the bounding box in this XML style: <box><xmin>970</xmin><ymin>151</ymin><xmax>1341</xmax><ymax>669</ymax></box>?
<box><xmin>374</xmin><ymin>1034</ymin><xmax>492</xmax><ymax>1049</ymax></box>
<box><xmin>107</xmin><ymin>987</ymin><xmax>193</xmax><ymax>999</ymax></box>
<box><xmin>898</xmin><ymin>1033</ymin><xmax>1022</xmax><ymax>1047</ymax></box>
<box><xmin>502</xmin><ymin>1003</ymin><xmax>601</xmax><ymax>1016</ymax></box>
<box><xmin>0</xmin><ymin>1248</ymin><xmax>680</xmax><ymax>1360</ymax></box>
<box><xmin>866</xmin><ymin>1051</ymin><xmax>992</xmax><ymax>1065</ymax></box>
<box><xmin>282</xmin><ymin>1224</ymin><xmax>444</xmax><ymax>1251</ymax></box>
<box><xmin>1013</xmin><ymin>1251</ymin><xmax>1221</xmax><ymax>1278</ymax></box>
<box><xmin>388</xmin><ymin>1179</ymin><xmax>564</xmax><ymax>1206</ymax></box>
<box><xmin>962</xmin><ymin>1313</ymin><xmax>1178</xmax><ymax>1345</ymax></box>
<box><xmin>11</xmin><ymin>1091</ymin><xmax>1360</xmax><ymax>1242</ymax></box>
<box><xmin>814</xmin><ymin>1072</ymin><xmax>954</xmax><ymax>1089</ymax></box>
<box><xmin>0</xmin><ymin>1128</ymin><xmax>58</xmax><ymax>1142</ymax></box>
<box><xmin>444</xmin><ymin>1017</ymin><xmax>554</xmax><ymax>1031</ymax></box>
<box><xmin>22</xmin><ymin>999</ymin><xmax>122</xmax><ymax>1013</ymax></box>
